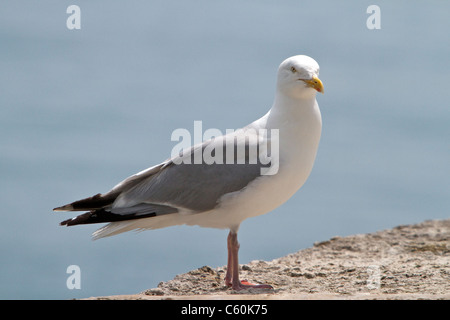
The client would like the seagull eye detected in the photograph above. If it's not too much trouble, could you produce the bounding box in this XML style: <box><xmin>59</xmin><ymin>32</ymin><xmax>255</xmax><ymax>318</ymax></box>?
<box><xmin>290</xmin><ymin>66</ymin><xmax>297</xmax><ymax>73</ymax></box>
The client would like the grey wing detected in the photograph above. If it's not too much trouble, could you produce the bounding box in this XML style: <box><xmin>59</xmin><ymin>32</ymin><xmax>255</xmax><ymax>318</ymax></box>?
<box><xmin>114</xmin><ymin>158</ymin><xmax>265</xmax><ymax>213</ymax></box>
<box><xmin>56</xmin><ymin>127</ymin><xmax>272</xmax><ymax>226</ymax></box>
<box><xmin>113</xmin><ymin>134</ymin><xmax>270</xmax><ymax>212</ymax></box>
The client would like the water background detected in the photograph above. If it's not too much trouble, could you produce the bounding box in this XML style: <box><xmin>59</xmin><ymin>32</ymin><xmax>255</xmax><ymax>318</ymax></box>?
<box><xmin>0</xmin><ymin>1</ymin><xmax>449</xmax><ymax>299</ymax></box>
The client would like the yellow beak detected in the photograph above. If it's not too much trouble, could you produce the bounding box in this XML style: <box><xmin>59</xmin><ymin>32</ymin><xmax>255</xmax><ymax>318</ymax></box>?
<box><xmin>302</xmin><ymin>76</ymin><xmax>324</xmax><ymax>94</ymax></box>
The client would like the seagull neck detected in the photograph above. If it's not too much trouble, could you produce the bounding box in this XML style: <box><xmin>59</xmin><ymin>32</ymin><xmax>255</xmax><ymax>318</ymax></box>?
<box><xmin>268</xmin><ymin>93</ymin><xmax>317</xmax><ymax>126</ymax></box>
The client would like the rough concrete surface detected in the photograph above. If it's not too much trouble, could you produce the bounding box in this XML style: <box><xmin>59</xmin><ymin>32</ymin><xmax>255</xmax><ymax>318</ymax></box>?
<box><xmin>87</xmin><ymin>219</ymin><xmax>449</xmax><ymax>300</ymax></box>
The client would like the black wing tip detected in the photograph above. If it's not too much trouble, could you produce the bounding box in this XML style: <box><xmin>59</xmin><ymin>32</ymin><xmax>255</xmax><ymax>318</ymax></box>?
<box><xmin>54</xmin><ymin>193</ymin><xmax>117</xmax><ymax>212</ymax></box>
<box><xmin>53</xmin><ymin>204</ymin><xmax>74</xmax><ymax>212</ymax></box>
<box><xmin>59</xmin><ymin>212</ymin><xmax>92</xmax><ymax>226</ymax></box>
<box><xmin>59</xmin><ymin>219</ymin><xmax>71</xmax><ymax>226</ymax></box>
<box><xmin>58</xmin><ymin>209</ymin><xmax>158</xmax><ymax>227</ymax></box>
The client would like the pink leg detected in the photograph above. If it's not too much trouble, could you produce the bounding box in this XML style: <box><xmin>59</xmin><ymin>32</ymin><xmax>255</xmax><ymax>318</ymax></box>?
<box><xmin>225</xmin><ymin>232</ymin><xmax>234</xmax><ymax>287</ymax></box>
<box><xmin>225</xmin><ymin>230</ymin><xmax>273</xmax><ymax>291</ymax></box>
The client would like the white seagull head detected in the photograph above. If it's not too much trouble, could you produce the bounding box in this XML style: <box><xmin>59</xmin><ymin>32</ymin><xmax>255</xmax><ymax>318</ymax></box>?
<box><xmin>276</xmin><ymin>55</ymin><xmax>324</xmax><ymax>99</ymax></box>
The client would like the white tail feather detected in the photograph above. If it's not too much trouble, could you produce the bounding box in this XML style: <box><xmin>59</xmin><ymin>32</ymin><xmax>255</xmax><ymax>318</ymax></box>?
<box><xmin>91</xmin><ymin>214</ymin><xmax>186</xmax><ymax>240</ymax></box>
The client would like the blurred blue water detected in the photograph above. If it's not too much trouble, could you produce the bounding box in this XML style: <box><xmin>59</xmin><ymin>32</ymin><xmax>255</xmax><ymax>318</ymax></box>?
<box><xmin>0</xmin><ymin>1</ymin><xmax>449</xmax><ymax>299</ymax></box>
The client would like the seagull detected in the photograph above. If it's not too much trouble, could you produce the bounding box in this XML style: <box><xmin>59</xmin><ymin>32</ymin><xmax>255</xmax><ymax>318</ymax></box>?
<box><xmin>54</xmin><ymin>55</ymin><xmax>324</xmax><ymax>291</ymax></box>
